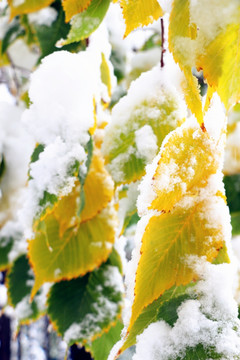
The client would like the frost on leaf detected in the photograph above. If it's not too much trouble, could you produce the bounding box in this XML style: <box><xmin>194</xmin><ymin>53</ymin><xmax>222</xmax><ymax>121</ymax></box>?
<box><xmin>120</xmin><ymin>0</ymin><xmax>163</xmax><ymax>37</ymax></box>
<box><xmin>47</xmin><ymin>264</ymin><xmax>123</xmax><ymax>346</ymax></box>
<box><xmin>102</xmin><ymin>67</ymin><xmax>186</xmax><ymax>185</ymax></box>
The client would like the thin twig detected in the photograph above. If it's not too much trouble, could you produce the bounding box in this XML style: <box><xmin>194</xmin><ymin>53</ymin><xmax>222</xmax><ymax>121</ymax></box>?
<box><xmin>160</xmin><ymin>18</ymin><xmax>166</xmax><ymax>68</ymax></box>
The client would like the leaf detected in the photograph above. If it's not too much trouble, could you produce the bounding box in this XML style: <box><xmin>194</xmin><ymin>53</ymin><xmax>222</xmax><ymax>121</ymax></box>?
<box><xmin>0</xmin><ymin>154</ymin><xmax>5</xmax><ymax>179</ymax></box>
<box><xmin>33</xmin><ymin>8</ymin><xmax>70</xmax><ymax>58</ymax></box>
<box><xmin>102</xmin><ymin>83</ymin><xmax>185</xmax><ymax>185</ymax></box>
<box><xmin>177</xmin><ymin>344</ymin><xmax>223</xmax><ymax>360</ymax></box>
<box><xmin>53</xmin><ymin>149</ymin><xmax>114</xmax><ymax>234</ymax></box>
<box><xmin>224</xmin><ymin>175</ymin><xmax>240</xmax><ymax>213</ymax></box>
<box><xmin>197</xmin><ymin>22</ymin><xmax>240</xmax><ymax>111</ymax></box>
<box><xmin>149</xmin><ymin>125</ymin><xmax>220</xmax><ymax>212</ymax></box>
<box><xmin>47</xmin><ymin>264</ymin><xmax>123</xmax><ymax>345</ymax></box>
<box><xmin>168</xmin><ymin>0</ymin><xmax>203</xmax><ymax>124</ymax></box>
<box><xmin>8</xmin><ymin>0</ymin><xmax>55</xmax><ymax>19</ymax></box>
<box><xmin>59</xmin><ymin>0</ymin><xmax>110</xmax><ymax>46</ymax></box>
<box><xmin>231</xmin><ymin>212</ymin><xmax>240</xmax><ymax>236</ymax></box>
<box><xmin>62</xmin><ymin>0</ymin><xmax>92</xmax><ymax>23</ymax></box>
<box><xmin>6</xmin><ymin>255</ymin><xmax>45</xmax><ymax>324</ymax></box>
<box><xmin>0</xmin><ymin>236</ymin><xmax>14</xmax><ymax>271</ymax></box>
<box><xmin>29</xmin><ymin>202</ymin><xmax>117</xmax><ymax>298</ymax></box>
<box><xmin>120</xmin><ymin>0</ymin><xmax>163</xmax><ymax>37</ymax></box>
<box><xmin>1</xmin><ymin>20</ymin><xmax>25</xmax><ymax>54</ymax></box>
<box><xmin>87</xmin><ymin>320</ymin><xmax>123</xmax><ymax>360</ymax></box>
<box><xmin>119</xmin><ymin>285</ymin><xmax>192</xmax><ymax>355</ymax></box>
<box><xmin>169</xmin><ymin>0</ymin><xmax>240</xmax><ymax>118</ymax></box>
<box><xmin>128</xmin><ymin>196</ymin><xmax>229</xmax><ymax>331</ymax></box>
<box><xmin>101</xmin><ymin>52</ymin><xmax>112</xmax><ymax>99</ymax></box>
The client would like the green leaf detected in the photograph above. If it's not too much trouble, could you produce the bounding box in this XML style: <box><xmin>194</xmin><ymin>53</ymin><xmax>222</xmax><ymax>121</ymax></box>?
<box><xmin>6</xmin><ymin>255</ymin><xmax>44</xmax><ymax>324</ymax></box>
<box><xmin>0</xmin><ymin>237</ymin><xmax>14</xmax><ymax>271</ymax></box>
<box><xmin>231</xmin><ymin>212</ymin><xmax>240</xmax><ymax>236</ymax></box>
<box><xmin>28</xmin><ymin>143</ymin><xmax>45</xmax><ymax>180</ymax></box>
<box><xmin>87</xmin><ymin>320</ymin><xmax>123</xmax><ymax>360</ymax></box>
<box><xmin>120</xmin><ymin>285</ymin><xmax>192</xmax><ymax>353</ymax></box>
<box><xmin>33</xmin><ymin>8</ymin><xmax>70</xmax><ymax>58</ymax></box>
<box><xmin>176</xmin><ymin>344</ymin><xmax>223</xmax><ymax>360</ymax></box>
<box><xmin>59</xmin><ymin>0</ymin><xmax>110</xmax><ymax>46</ymax></box>
<box><xmin>37</xmin><ymin>190</ymin><xmax>58</xmax><ymax>218</ymax></box>
<box><xmin>47</xmin><ymin>264</ymin><xmax>123</xmax><ymax>345</ymax></box>
<box><xmin>77</xmin><ymin>135</ymin><xmax>93</xmax><ymax>217</ymax></box>
<box><xmin>224</xmin><ymin>175</ymin><xmax>240</xmax><ymax>213</ymax></box>
<box><xmin>1</xmin><ymin>20</ymin><xmax>25</xmax><ymax>54</ymax></box>
<box><xmin>107</xmin><ymin>248</ymin><xmax>123</xmax><ymax>275</ymax></box>
<box><xmin>102</xmin><ymin>80</ymin><xmax>185</xmax><ymax>185</ymax></box>
<box><xmin>0</xmin><ymin>154</ymin><xmax>5</xmax><ymax>179</ymax></box>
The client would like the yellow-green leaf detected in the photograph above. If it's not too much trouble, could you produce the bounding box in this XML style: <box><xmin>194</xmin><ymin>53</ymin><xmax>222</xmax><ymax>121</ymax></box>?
<box><xmin>101</xmin><ymin>52</ymin><xmax>112</xmax><ymax>100</ymax></box>
<box><xmin>53</xmin><ymin>150</ymin><xmax>114</xmax><ymax>235</ymax></box>
<box><xmin>168</xmin><ymin>0</ymin><xmax>203</xmax><ymax>124</ymax></box>
<box><xmin>62</xmin><ymin>0</ymin><xmax>92</xmax><ymax>22</ymax></box>
<box><xmin>197</xmin><ymin>22</ymin><xmax>240</xmax><ymax>111</ymax></box>
<box><xmin>59</xmin><ymin>0</ymin><xmax>110</xmax><ymax>45</ymax></box>
<box><xmin>128</xmin><ymin>196</ymin><xmax>229</xmax><ymax>331</ymax></box>
<box><xmin>8</xmin><ymin>0</ymin><xmax>55</xmax><ymax>19</ymax></box>
<box><xmin>149</xmin><ymin>124</ymin><xmax>220</xmax><ymax>212</ymax></box>
<box><xmin>29</xmin><ymin>202</ymin><xmax>117</xmax><ymax>298</ymax></box>
<box><xmin>120</xmin><ymin>0</ymin><xmax>163</xmax><ymax>37</ymax></box>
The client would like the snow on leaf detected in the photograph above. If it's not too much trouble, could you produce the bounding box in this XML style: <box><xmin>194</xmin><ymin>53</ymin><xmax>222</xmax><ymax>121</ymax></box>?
<box><xmin>128</xmin><ymin>195</ymin><xmax>230</xmax><ymax>335</ymax></box>
<box><xmin>102</xmin><ymin>67</ymin><xmax>186</xmax><ymax>185</ymax></box>
<box><xmin>59</xmin><ymin>0</ymin><xmax>110</xmax><ymax>46</ymax></box>
<box><xmin>42</xmin><ymin>149</ymin><xmax>114</xmax><ymax>236</ymax></box>
<box><xmin>29</xmin><ymin>201</ymin><xmax>117</xmax><ymax>298</ymax></box>
<box><xmin>47</xmin><ymin>264</ymin><xmax>123</xmax><ymax>346</ymax></box>
<box><xmin>120</xmin><ymin>0</ymin><xmax>163</xmax><ymax>37</ymax></box>
<box><xmin>8</xmin><ymin>0</ymin><xmax>55</xmax><ymax>19</ymax></box>
<box><xmin>62</xmin><ymin>0</ymin><xmax>93</xmax><ymax>23</ymax></box>
<box><xmin>119</xmin><ymin>285</ymin><xmax>192</xmax><ymax>355</ymax></box>
<box><xmin>6</xmin><ymin>255</ymin><xmax>44</xmax><ymax>324</ymax></box>
<box><xmin>149</xmin><ymin>123</ymin><xmax>220</xmax><ymax>213</ymax></box>
<box><xmin>87</xmin><ymin>320</ymin><xmax>123</xmax><ymax>360</ymax></box>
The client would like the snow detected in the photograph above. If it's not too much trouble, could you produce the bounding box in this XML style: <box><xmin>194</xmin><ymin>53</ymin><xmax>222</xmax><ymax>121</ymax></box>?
<box><xmin>133</xmin><ymin>261</ymin><xmax>240</xmax><ymax>360</ymax></box>
<box><xmin>64</xmin><ymin>265</ymin><xmax>124</xmax><ymax>344</ymax></box>
<box><xmin>102</xmin><ymin>61</ymin><xmax>187</xmax><ymax>183</ymax></box>
<box><xmin>0</xmin><ymin>284</ymin><xmax>7</xmax><ymax>307</ymax></box>
<box><xmin>135</xmin><ymin>125</ymin><xmax>158</xmax><ymax>162</ymax></box>
<box><xmin>23</xmin><ymin>50</ymin><xmax>100</xmax><ymax>146</ymax></box>
<box><xmin>28</xmin><ymin>7</ymin><xmax>58</xmax><ymax>27</ymax></box>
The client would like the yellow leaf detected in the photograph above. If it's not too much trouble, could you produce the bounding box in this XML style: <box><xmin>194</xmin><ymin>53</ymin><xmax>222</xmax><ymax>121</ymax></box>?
<box><xmin>120</xmin><ymin>0</ymin><xmax>163</xmax><ymax>37</ymax></box>
<box><xmin>101</xmin><ymin>53</ymin><xmax>112</xmax><ymax>100</ymax></box>
<box><xmin>149</xmin><ymin>125</ymin><xmax>220</xmax><ymax>212</ymax></box>
<box><xmin>80</xmin><ymin>149</ymin><xmax>114</xmax><ymax>222</ymax></box>
<box><xmin>169</xmin><ymin>0</ymin><xmax>203</xmax><ymax>124</ymax></box>
<box><xmin>197</xmin><ymin>22</ymin><xmax>240</xmax><ymax>111</ymax></box>
<box><xmin>29</xmin><ymin>202</ymin><xmax>117</xmax><ymax>298</ymax></box>
<box><xmin>62</xmin><ymin>0</ymin><xmax>92</xmax><ymax>23</ymax></box>
<box><xmin>39</xmin><ymin>150</ymin><xmax>114</xmax><ymax>235</ymax></box>
<box><xmin>8</xmin><ymin>0</ymin><xmax>55</xmax><ymax>19</ymax></box>
<box><xmin>128</xmin><ymin>196</ymin><xmax>230</xmax><ymax>330</ymax></box>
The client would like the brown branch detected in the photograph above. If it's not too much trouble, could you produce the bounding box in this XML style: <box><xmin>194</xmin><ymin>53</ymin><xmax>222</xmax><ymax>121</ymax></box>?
<box><xmin>160</xmin><ymin>18</ymin><xmax>166</xmax><ymax>68</ymax></box>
